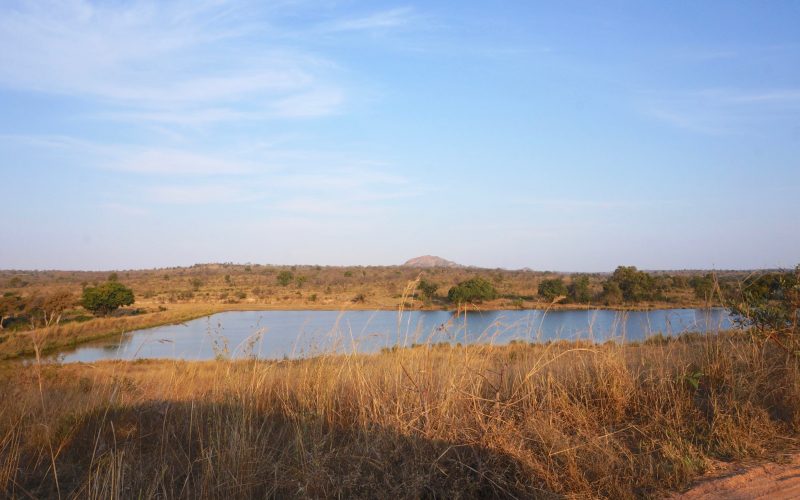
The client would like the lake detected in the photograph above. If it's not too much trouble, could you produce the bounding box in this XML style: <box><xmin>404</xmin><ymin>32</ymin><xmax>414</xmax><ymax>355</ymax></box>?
<box><xmin>46</xmin><ymin>308</ymin><xmax>734</xmax><ymax>363</ymax></box>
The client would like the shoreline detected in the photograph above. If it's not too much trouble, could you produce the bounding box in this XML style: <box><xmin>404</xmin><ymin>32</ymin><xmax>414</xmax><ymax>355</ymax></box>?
<box><xmin>2</xmin><ymin>300</ymin><xmax>726</xmax><ymax>362</ymax></box>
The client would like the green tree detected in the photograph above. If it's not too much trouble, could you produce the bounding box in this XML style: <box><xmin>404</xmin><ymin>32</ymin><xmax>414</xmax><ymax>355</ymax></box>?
<box><xmin>602</xmin><ymin>281</ymin><xmax>623</xmax><ymax>305</ymax></box>
<box><xmin>538</xmin><ymin>278</ymin><xmax>568</xmax><ymax>302</ymax></box>
<box><xmin>417</xmin><ymin>279</ymin><xmax>439</xmax><ymax>302</ymax></box>
<box><xmin>567</xmin><ymin>276</ymin><xmax>592</xmax><ymax>303</ymax></box>
<box><xmin>81</xmin><ymin>282</ymin><xmax>135</xmax><ymax>316</ymax></box>
<box><xmin>728</xmin><ymin>266</ymin><xmax>799</xmax><ymax>348</ymax></box>
<box><xmin>606</xmin><ymin>266</ymin><xmax>656</xmax><ymax>303</ymax></box>
<box><xmin>689</xmin><ymin>274</ymin><xmax>715</xmax><ymax>304</ymax></box>
<box><xmin>276</xmin><ymin>270</ymin><xmax>294</xmax><ymax>287</ymax></box>
<box><xmin>447</xmin><ymin>277</ymin><xmax>498</xmax><ymax>304</ymax></box>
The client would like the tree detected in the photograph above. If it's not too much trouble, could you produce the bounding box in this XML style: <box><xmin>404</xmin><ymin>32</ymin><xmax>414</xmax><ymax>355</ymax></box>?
<box><xmin>567</xmin><ymin>276</ymin><xmax>592</xmax><ymax>303</ymax></box>
<box><xmin>276</xmin><ymin>271</ymin><xmax>294</xmax><ymax>287</ymax></box>
<box><xmin>728</xmin><ymin>266</ymin><xmax>799</xmax><ymax>349</ymax></box>
<box><xmin>447</xmin><ymin>277</ymin><xmax>498</xmax><ymax>304</ymax></box>
<box><xmin>538</xmin><ymin>278</ymin><xmax>568</xmax><ymax>302</ymax></box>
<box><xmin>417</xmin><ymin>279</ymin><xmax>438</xmax><ymax>302</ymax></box>
<box><xmin>602</xmin><ymin>281</ymin><xmax>623</xmax><ymax>305</ymax></box>
<box><xmin>81</xmin><ymin>282</ymin><xmax>135</xmax><ymax>316</ymax></box>
<box><xmin>0</xmin><ymin>293</ymin><xmax>24</xmax><ymax>330</ymax></box>
<box><xmin>26</xmin><ymin>290</ymin><xmax>75</xmax><ymax>328</ymax></box>
<box><xmin>606</xmin><ymin>266</ymin><xmax>656</xmax><ymax>303</ymax></box>
<box><xmin>689</xmin><ymin>274</ymin><xmax>715</xmax><ymax>305</ymax></box>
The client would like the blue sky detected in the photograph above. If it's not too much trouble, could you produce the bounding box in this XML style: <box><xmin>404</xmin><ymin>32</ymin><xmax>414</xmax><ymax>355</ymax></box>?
<box><xmin>1</xmin><ymin>1</ymin><xmax>798</xmax><ymax>271</ymax></box>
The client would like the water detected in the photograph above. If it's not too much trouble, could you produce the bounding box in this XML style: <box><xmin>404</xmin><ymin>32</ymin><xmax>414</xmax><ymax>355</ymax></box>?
<box><xmin>46</xmin><ymin>308</ymin><xmax>733</xmax><ymax>363</ymax></box>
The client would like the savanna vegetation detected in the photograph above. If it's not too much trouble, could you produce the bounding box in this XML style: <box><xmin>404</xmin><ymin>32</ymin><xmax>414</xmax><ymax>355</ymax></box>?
<box><xmin>0</xmin><ymin>263</ymin><xmax>793</xmax><ymax>360</ymax></box>
<box><xmin>0</xmin><ymin>269</ymin><xmax>797</xmax><ymax>497</ymax></box>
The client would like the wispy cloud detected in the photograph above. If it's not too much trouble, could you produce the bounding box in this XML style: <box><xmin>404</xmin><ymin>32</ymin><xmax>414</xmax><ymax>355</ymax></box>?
<box><xmin>102</xmin><ymin>202</ymin><xmax>150</xmax><ymax>216</ymax></box>
<box><xmin>148</xmin><ymin>184</ymin><xmax>255</xmax><ymax>204</ymax></box>
<box><xmin>116</xmin><ymin>149</ymin><xmax>254</xmax><ymax>175</ymax></box>
<box><xmin>320</xmin><ymin>7</ymin><xmax>416</xmax><ymax>33</ymax></box>
<box><xmin>640</xmin><ymin>87</ymin><xmax>800</xmax><ymax>135</ymax></box>
<box><xmin>0</xmin><ymin>1</ymin><xmax>346</xmax><ymax>124</ymax></box>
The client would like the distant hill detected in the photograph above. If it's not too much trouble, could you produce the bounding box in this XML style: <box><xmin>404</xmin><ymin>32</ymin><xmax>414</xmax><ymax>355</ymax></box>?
<box><xmin>402</xmin><ymin>255</ymin><xmax>463</xmax><ymax>268</ymax></box>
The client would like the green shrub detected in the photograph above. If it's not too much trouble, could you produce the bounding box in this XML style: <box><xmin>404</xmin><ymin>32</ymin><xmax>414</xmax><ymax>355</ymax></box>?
<box><xmin>538</xmin><ymin>278</ymin><xmax>567</xmax><ymax>302</ymax></box>
<box><xmin>81</xmin><ymin>282</ymin><xmax>135</xmax><ymax>316</ymax></box>
<box><xmin>447</xmin><ymin>277</ymin><xmax>497</xmax><ymax>304</ymax></box>
<box><xmin>277</xmin><ymin>271</ymin><xmax>294</xmax><ymax>287</ymax></box>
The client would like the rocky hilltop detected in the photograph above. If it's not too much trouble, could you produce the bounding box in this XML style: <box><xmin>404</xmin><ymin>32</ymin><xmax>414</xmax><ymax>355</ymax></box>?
<box><xmin>402</xmin><ymin>255</ymin><xmax>463</xmax><ymax>268</ymax></box>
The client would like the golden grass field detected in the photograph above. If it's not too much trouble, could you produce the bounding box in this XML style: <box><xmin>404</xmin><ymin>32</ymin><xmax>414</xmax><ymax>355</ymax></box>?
<box><xmin>1</xmin><ymin>331</ymin><xmax>798</xmax><ymax>498</ymax></box>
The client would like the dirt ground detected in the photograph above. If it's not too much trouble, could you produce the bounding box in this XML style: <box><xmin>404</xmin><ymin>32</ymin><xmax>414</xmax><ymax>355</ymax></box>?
<box><xmin>673</xmin><ymin>454</ymin><xmax>800</xmax><ymax>499</ymax></box>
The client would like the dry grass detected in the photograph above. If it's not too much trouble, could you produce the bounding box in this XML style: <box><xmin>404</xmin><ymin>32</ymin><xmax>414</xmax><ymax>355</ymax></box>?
<box><xmin>1</xmin><ymin>331</ymin><xmax>798</xmax><ymax>498</ymax></box>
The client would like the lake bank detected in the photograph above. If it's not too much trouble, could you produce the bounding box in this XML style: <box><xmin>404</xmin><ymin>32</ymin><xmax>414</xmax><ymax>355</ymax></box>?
<box><xmin>1</xmin><ymin>299</ymin><xmax>726</xmax><ymax>361</ymax></box>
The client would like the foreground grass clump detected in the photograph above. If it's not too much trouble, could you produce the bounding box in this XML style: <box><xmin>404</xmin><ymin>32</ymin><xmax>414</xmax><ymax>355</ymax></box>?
<box><xmin>1</xmin><ymin>335</ymin><xmax>798</xmax><ymax>498</ymax></box>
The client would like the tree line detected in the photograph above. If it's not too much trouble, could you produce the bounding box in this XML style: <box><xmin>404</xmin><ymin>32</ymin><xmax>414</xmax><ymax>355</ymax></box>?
<box><xmin>0</xmin><ymin>278</ymin><xmax>134</xmax><ymax>331</ymax></box>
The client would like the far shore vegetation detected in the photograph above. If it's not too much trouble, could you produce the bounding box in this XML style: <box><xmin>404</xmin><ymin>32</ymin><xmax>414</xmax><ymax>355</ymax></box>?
<box><xmin>0</xmin><ymin>263</ymin><xmax>796</xmax><ymax>359</ymax></box>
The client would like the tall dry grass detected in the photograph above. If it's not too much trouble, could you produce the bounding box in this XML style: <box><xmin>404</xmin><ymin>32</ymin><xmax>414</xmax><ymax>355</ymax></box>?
<box><xmin>1</xmin><ymin>327</ymin><xmax>798</xmax><ymax>498</ymax></box>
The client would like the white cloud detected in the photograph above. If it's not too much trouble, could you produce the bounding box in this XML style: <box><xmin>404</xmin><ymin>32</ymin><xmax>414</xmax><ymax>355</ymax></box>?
<box><xmin>321</xmin><ymin>7</ymin><xmax>416</xmax><ymax>33</ymax></box>
<box><xmin>640</xmin><ymin>87</ymin><xmax>800</xmax><ymax>135</ymax></box>
<box><xmin>0</xmin><ymin>1</ymin><xmax>346</xmax><ymax>123</ymax></box>
<box><xmin>148</xmin><ymin>184</ymin><xmax>253</xmax><ymax>204</ymax></box>
<box><xmin>101</xmin><ymin>202</ymin><xmax>149</xmax><ymax>216</ymax></box>
<box><xmin>115</xmin><ymin>149</ymin><xmax>254</xmax><ymax>175</ymax></box>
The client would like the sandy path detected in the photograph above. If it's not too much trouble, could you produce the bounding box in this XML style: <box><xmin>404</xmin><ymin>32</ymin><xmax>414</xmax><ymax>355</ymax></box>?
<box><xmin>671</xmin><ymin>455</ymin><xmax>800</xmax><ymax>499</ymax></box>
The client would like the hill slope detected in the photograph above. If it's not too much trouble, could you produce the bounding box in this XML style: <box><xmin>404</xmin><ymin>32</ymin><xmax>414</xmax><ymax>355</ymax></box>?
<box><xmin>402</xmin><ymin>255</ymin><xmax>463</xmax><ymax>268</ymax></box>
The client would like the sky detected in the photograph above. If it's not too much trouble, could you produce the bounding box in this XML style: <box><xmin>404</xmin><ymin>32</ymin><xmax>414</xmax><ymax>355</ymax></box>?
<box><xmin>0</xmin><ymin>0</ymin><xmax>798</xmax><ymax>272</ymax></box>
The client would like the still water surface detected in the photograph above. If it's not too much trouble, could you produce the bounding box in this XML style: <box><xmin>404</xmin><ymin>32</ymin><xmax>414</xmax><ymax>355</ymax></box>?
<box><xmin>48</xmin><ymin>308</ymin><xmax>733</xmax><ymax>363</ymax></box>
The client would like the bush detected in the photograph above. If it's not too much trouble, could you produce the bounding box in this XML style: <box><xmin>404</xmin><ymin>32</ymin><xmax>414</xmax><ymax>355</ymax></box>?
<box><xmin>728</xmin><ymin>266</ymin><xmax>799</xmax><ymax>349</ymax></box>
<box><xmin>81</xmin><ymin>282</ymin><xmax>135</xmax><ymax>316</ymax></box>
<box><xmin>538</xmin><ymin>278</ymin><xmax>567</xmax><ymax>302</ymax></box>
<box><xmin>447</xmin><ymin>277</ymin><xmax>497</xmax><ymax>304</ymax></box>
<box><xmin>689</xmin><ymin>274</ymin><xmax>715</xmax><ymax>304</ymax></box>
<box><xmin>567</xmin><ymin>276</ymin><xmax>592</xmax><ymax>303</ymax></box>
<box><xmin>418</xmin><ymin>279</ymin><xmax>438</xmax><ymax>302</ymax></box>
<box><xmin>604</xmin><ymin>266</ymin><xmax>656</xmax><ymax>303</ymax></box>
<box><xmin>277</xmin><ymin>271</ymin><xmax>294</xmax><ymax>287</ymax></box>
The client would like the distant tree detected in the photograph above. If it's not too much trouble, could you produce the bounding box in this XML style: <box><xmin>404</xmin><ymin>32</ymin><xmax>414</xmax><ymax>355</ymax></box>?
<box><xmin>448</xmin><ymin>277</ymin><xmax>498</xmax><ymax>304</ymax></box>
<box><xmin>26</xmin><ymin>290</ymin><xmax>75</xmax><ymax>328</ymax></box>
<box><xmin>602</xmin><ymin>281</ymin><xmax>623</xmax><ymax>305</ymax></box>
<box><xmin>295</xmin><ymin>275</ymin><xmax>308</xmax><ymax>288</ymax></box>
<box><xmin>0</xmin><ymin>293</ymin><xmax>24</xmax><ymax>330</ymax></box>
<box><xmin>191</xmin><ymin>278</ymin><xmax>204</xmax><ymax>291</ymax></box>
<box><xmin>277</xmin><ymin>271</ymin><xmax>294</xmax><ymax>287</ymax></box>
<box><xmin>107</xmin><ymin>272</ymin><xmax>119</xmax><ymax>282</ymax></box>
<box><xmin>689</xmin><ymin>274</ymin><xmax>715</xmax><ymax>305</ymax></box>
<box><xmin>81</xmin><ymin>282</ymin><xmax>134</xmax><ymax>316</ymax></box>
<box><xmin>417</xmin><ymin>279</ymin><xmax>439</xmax><ymax>302</ymax></box>
<box><xmin>538</xmin><ymin>278</ymin><xmax>568</xmax><ymax>302</ymax></box>
<box><xmin>606</xmin><ymin>266</ymin><xmax>656</xmax><ymax>303</ymax></box>
<box><xmin>567</xmin><ymin>276</ymin><xmax>592</xmax><ymax>303</ymax></box>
